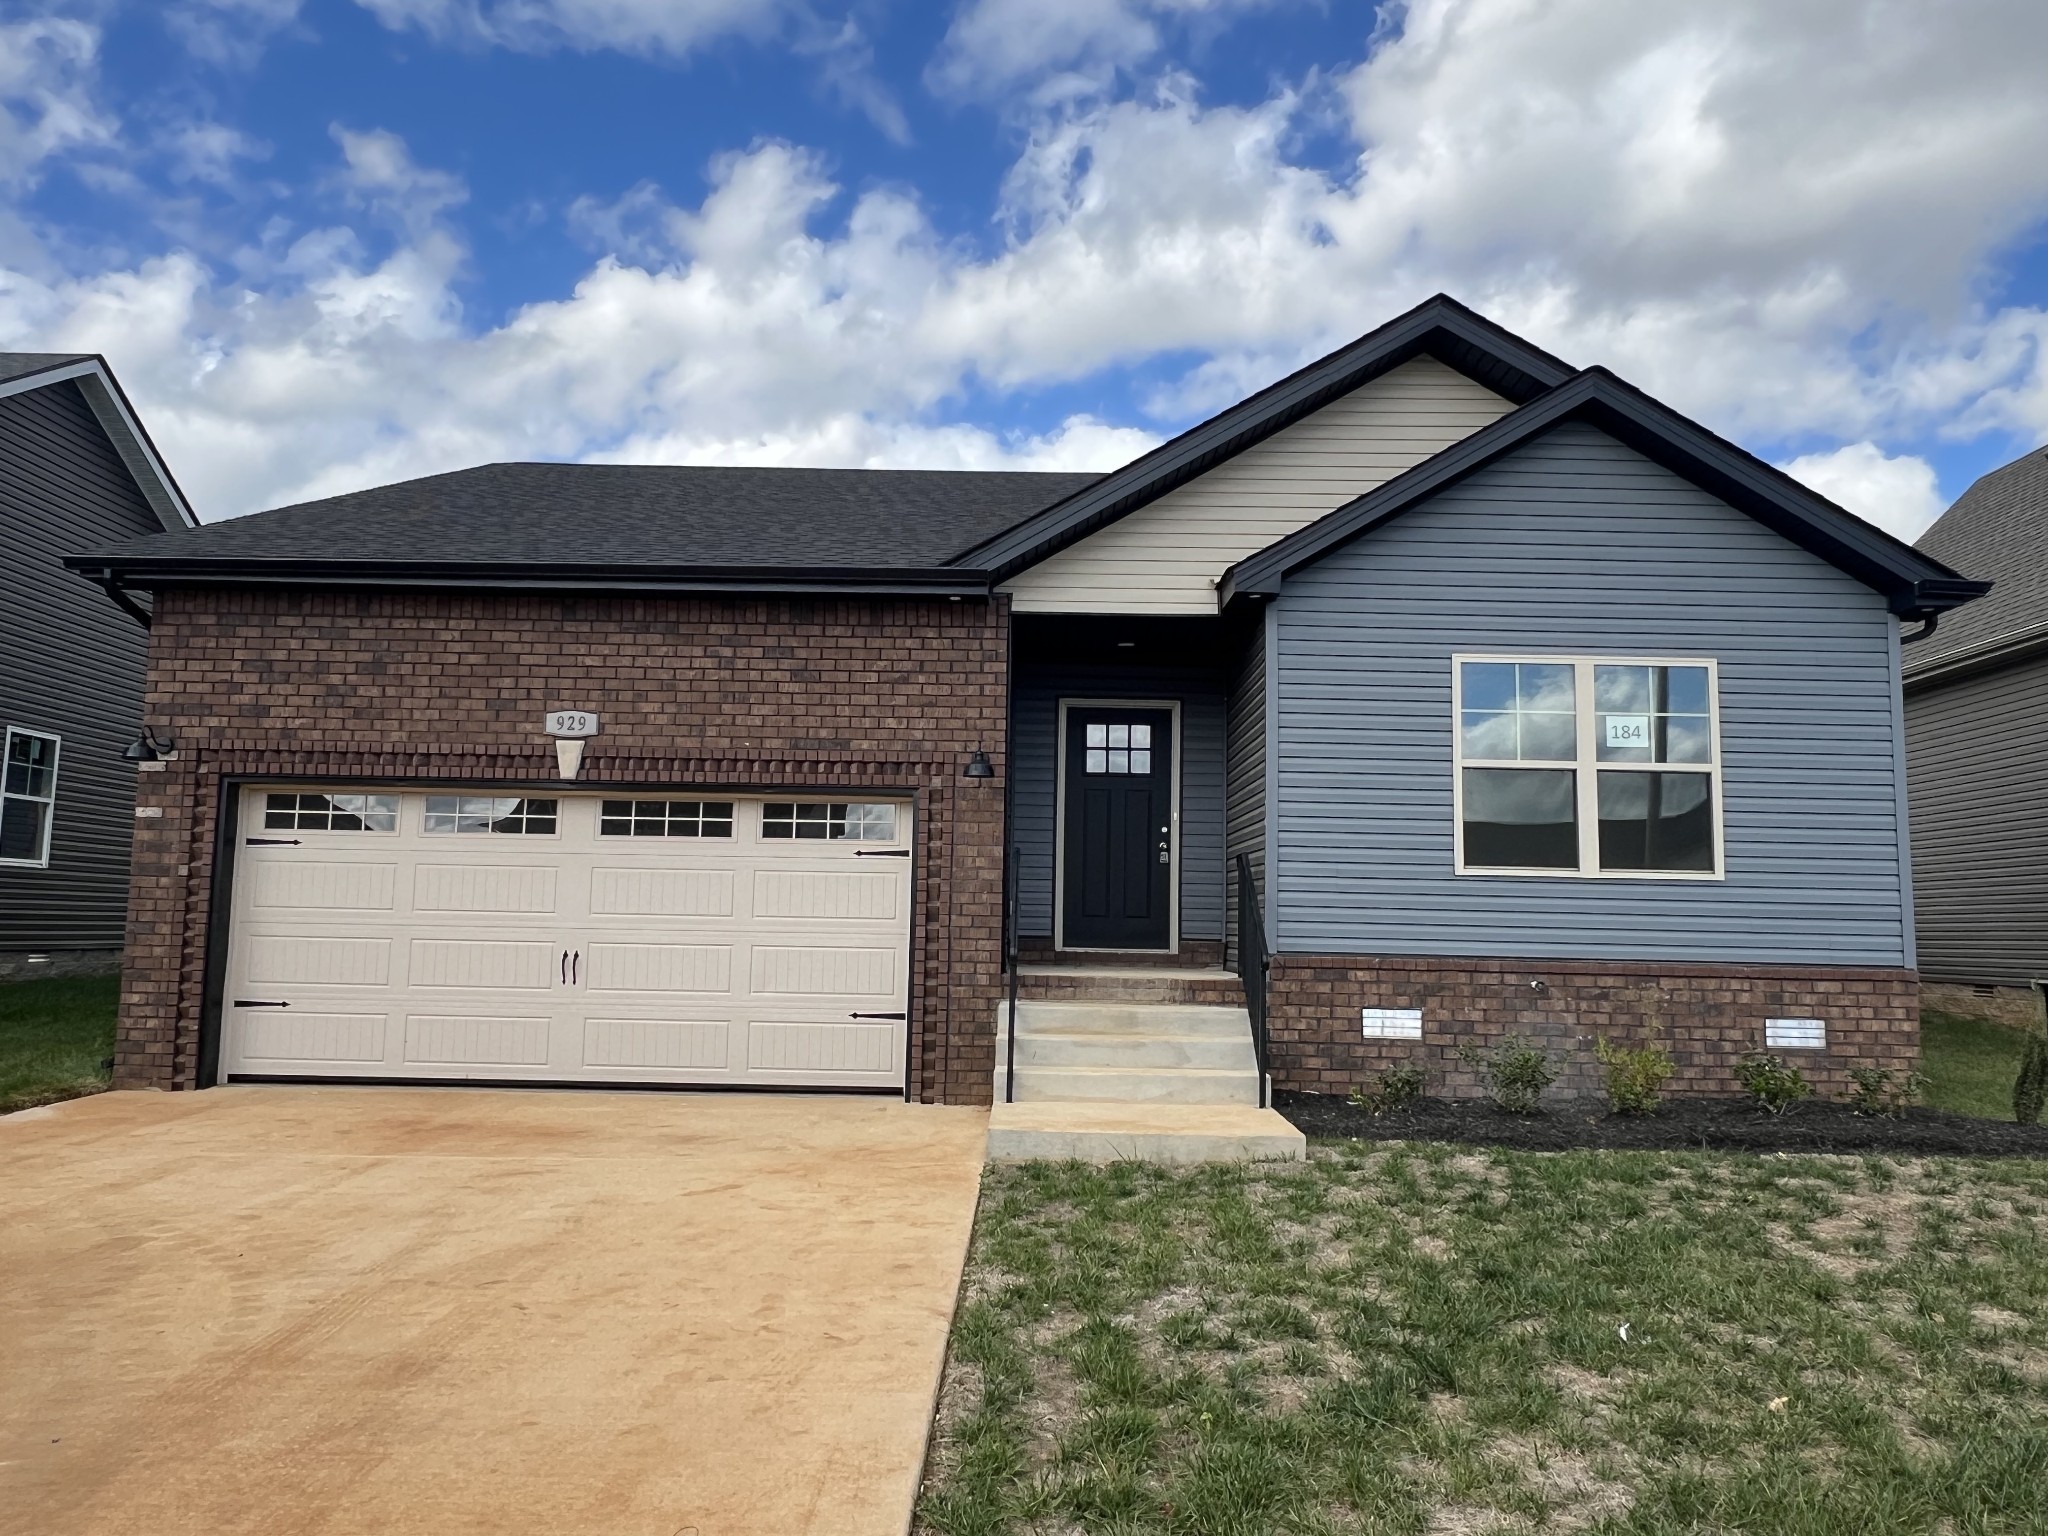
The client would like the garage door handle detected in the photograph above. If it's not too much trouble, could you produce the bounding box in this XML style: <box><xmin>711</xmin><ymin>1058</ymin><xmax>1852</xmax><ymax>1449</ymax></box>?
<box><xmin>561</xmin><ymin>950</ymin><xmax>570</xmax><ymax>985</ymax></box>
<box><xmin>572</xmin><ymin>950</ymin><xmax>580</xmax><ymax>985</ymax></box>
<box><xmin>854</xmin><ymin>849</ymin><xmax>910</xmax><ymax>857</ymax></box>
<box><xmin>234</xmin><ymin>999</ymin><xmax>291</xmax><ymax>1009</ymax></box>
<box><xmin>245</xmin><ymin>838</ymin><xmax>301</xmax><ymax>846</ymax></box>
<box><xmin>849</xmin><ymin>1011</ymin><xmax>906</xmax><ymax>1020</ymax></box>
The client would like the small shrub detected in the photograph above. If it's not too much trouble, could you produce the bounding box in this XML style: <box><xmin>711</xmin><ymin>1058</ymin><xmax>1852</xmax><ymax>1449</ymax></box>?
<box><xmin>1846</xmin><ymin>1064</ymin><xmax>1926</xmax><ymax>1118</ymax></box>
<box><xmin>1459</xmin><ymin>1036</ymin><xmax>1556</xmax><ymax>1114</ymax></box>
<box><xmin>2016</xmin><ymin>1031</ymin><xmax>2048</xmax><ymax>1127</ymax></box>
<box><xmin>1735</xmin><ymin>1052</ymin><xmax>1813</xmax><ymax>1115</ymax></box>
<box><xmin>1594</xmin><ymin>1037</ymin><xmax>1674</xmax><ymax>1115</ymax></box>
<box><xmin>1348</xmin><ymin>1063</ymin><xmax>1426</xmax><ymax>1115</ymax></box>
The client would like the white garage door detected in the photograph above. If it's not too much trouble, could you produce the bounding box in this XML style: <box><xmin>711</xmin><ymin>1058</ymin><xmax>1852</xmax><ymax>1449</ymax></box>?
<box><xmin>220</xmin><ymin>788</ymin><xmax>913</xmax><ymax>1089</ymax></box>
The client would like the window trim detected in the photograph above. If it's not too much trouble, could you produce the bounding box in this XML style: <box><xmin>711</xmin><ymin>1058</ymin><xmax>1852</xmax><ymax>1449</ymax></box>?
<box><xmin>1</xmin><ymin>726</ymin><xmax>61</xmax><ymax>869</ymax></box>
<box><xmin>1451</xmin><ymin>653</ymin><xmax>1725</xmax><ymax>881</ymax></box>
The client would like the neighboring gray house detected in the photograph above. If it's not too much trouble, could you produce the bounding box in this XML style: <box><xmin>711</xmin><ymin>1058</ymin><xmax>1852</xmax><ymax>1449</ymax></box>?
<box><xmin>70</xmin><ymin>296</ymin><xmax>1985</xmax><ymax>1145</ymax></box>
<box><xmin>0</xmin><ymin>353</ymin><xmax>195</xmax><ymax>980</ymax></box>
<box><xmin>1905</xmin><ymin>449</ymin><xmax>2048</xmax><ymax>1025</ymax></box>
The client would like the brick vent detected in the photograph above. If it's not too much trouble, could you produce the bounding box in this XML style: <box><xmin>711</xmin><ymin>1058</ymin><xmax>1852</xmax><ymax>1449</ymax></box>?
<box><xmin>120</xmin><ymin>589</ymin><xmax>1010</xmax><ymax>1105</ymax></box>
<box><xmin>1268</xmin><ymin>954</ymin><xmax>1919</xmax><ymax>1101</ymax></box>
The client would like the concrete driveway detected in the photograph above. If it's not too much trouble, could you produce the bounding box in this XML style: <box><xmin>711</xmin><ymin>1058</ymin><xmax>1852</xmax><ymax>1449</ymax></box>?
<box><xmin>0</xmin><ymin>1086</ymin><xmax>988</xmax><ymax>1536</ymax></box>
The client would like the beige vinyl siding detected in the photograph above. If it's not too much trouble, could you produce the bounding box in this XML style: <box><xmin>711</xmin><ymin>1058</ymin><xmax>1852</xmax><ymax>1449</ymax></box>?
<box><xmin>1002</xmin><ymin>356</ymin><xmax>1514</xmax><ymax>615</ymax></box>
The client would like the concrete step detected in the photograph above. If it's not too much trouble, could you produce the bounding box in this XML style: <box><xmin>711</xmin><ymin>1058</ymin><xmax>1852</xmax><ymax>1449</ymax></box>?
<box><xmin>986</xmin><ymin>1101</ymin><xmax>1306</xmax><ymax>1164</ymax></box>
<box><xmin>995</xmin><ymin>1063</ymin><xmax>1263</xmax><ymax>1106</ymax></box>
<box><xmin>1011</xmin><ymin>1030</ymin><xmax>1257</xmax><ymax>1071</ymax></box>
<box><xmin>1008</xmin><ymin>1000</ymin><xmax>1253</xmax><ymax>1040</ymax></box>
<box><xmin>1013</xmin><ymin>966</ymin><xmax>1246</xmax><ymax>1007</ymax></box>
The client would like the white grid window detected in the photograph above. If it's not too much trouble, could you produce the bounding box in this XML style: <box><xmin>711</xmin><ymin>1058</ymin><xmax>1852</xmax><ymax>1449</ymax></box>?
<box><xmin>262</xmin><ymin>792</ymin><xmax>398</xmax><ymax>833</ymax></box>
<box><xmin>598</xmin><ymin>800</ymin><xmax>735</xmax><ymax>837</ymax></box>
<box><xmin>1454</xmin><ymin>656</ymin><xmax>1722</xmax><ymax>879</ymax></box>
<box><xmin>761</xmin><ymin>802</ymin><xmax>898</xmax><ymax>841</ymax></box>
<box><xmin>1</xmin><ymin>728</ymin><xmax>60</xmax><ymax>866</ymax></box>
<box><xmin>422</xmin><ymin>796</ymin><xmax>559</xmax><ymax>835</ymax></box>
<box><xmin>1084</xmin><ymin>721</ymin><xmax>1154</xmax><ymax>776</ymax></box>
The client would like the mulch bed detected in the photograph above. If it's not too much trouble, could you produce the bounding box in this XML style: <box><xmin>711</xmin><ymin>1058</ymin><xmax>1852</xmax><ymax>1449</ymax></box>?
<box><xmin>1275</xmin><ymin>1091</ymin><xmax>2048</xmax><ymax>1158</ymax></box>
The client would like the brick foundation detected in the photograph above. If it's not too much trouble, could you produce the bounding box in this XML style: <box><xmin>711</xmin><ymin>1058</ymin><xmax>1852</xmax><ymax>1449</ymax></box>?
<box><xmin>120</xmin><ymin>588</ymin><xmax>1010</xmax><ymax>1105</ymax></box>
<box><xmin>1267</xmin><ymin>954</ymin><xmax>1920</xmax><ymax>1102</ymax></box>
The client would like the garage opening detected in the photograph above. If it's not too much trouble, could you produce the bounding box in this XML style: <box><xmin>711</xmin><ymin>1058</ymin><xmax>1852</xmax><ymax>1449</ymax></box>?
<box><xmin>219</xmin><ymin>788</ymin><xmax>913</xmax><ymax>1090</ymax></box>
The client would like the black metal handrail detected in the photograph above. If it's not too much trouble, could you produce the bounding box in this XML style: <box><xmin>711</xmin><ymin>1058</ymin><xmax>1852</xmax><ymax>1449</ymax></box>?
<box><xmin>1235</xmin><ymin>852</ymin><xmax>1271</xmax><ymax>1108</ymax></box>
<box><xmin>1003</xmin><ymin>844</ymin><xmax>1021</xmax><ymax>1103</ymax></box>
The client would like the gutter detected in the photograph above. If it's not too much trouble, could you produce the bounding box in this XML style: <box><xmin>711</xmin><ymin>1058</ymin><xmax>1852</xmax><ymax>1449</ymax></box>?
<box><xmin>62</xmin><ymin>556</ymin><xmax>997</xmax><ymax>601</ymax></box>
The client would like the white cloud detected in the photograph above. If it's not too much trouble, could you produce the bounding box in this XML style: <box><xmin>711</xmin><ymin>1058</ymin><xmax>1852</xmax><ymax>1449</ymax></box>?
<box><xmin>1780</xmin><ymin>442</ymin><xmax>1947</xmax><ymax>541</ymax></box>
<box><xmin>353</xmin><ymin>0</ymin><xmax>791</xmax><ymax>58</ymax></box>
<box><xmin>0</xmin><ymin>17</ymin><xmax>117</xmax><ymax>189</ymax></box>
<box><xmin>930</xmin><ymin>0</ymin><xmax>1284</xmax><ymax>103</ymax></box>
<box><xmin>166</xmin><ymin>0</ymin><xmax>306</xmax><ymax>67</ymax></box>
<box><xmin>6</xmin><ymin>0</ymin><xmax>2048</xmax><ymax>532</ymax></box>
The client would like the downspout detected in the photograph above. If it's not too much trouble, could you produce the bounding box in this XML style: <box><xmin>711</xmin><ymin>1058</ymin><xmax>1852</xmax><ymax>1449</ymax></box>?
<box><xmin>88</xmin><ymin>569</ymin><xmax>153</xmax><ymax>629</ymax></box>
<box><xmin>1899</xmin><ymin>614</ymin><xmax>1939</xmax><ymax>646</ymax></box>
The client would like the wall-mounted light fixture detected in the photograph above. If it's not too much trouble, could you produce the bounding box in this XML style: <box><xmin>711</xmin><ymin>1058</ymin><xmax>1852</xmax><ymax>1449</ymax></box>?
<box><xmin>963</xmin><ymin>748</ymin><xmax>995</xmax><ymax>780</ymax></box>
<box><xmin>122</xmin><ymin>729</ymin><xmax>177</xmax><ymax>764</ymax></box>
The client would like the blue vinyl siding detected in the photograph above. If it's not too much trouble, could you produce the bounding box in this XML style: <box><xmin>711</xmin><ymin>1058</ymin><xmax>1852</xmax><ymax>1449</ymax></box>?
<box><xmin>1013</xmin><ymin>667</ymin><xmax>1226</xmax><ymax>941</ymax></box>
<box><xmin>1223</xmin><ymin>622</ymin><xmax>1266</xmax><ymax>966</ymax></box>
<box><xmin>1270</xmin><ymin>422</ymin><xmax>1911</xmax><ymax>967</ymax></box>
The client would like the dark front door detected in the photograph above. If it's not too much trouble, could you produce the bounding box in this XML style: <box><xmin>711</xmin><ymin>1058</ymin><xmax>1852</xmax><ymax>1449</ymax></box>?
<box><xmin>1062</xmin><ymin>706</ymin><xmax>1174</xmax><ymax>950</ymax></box>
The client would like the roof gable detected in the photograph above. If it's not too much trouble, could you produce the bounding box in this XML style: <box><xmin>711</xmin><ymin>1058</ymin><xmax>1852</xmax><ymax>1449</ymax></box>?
<box><xmin>951</xmin><ymin>293</ymin><xmax>1574</xmax><ymax>581</ymax></box>
<box><xmin>1221</xmin><ymin>368</ymin><xmax>1987</xmax><ymax>622</ymax></box>
<box><xmin>0</xmin><ymin>354</ymin><xmax>195</xmax><ymax>531</ymax></box>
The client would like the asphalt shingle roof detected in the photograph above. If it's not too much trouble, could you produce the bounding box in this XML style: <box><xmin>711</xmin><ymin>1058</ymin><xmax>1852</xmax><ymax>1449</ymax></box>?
<box><xmin>82</xmin><ymin>462</ymin><xmax>1103</xmax><ymax>571</ymax></box>
<box><xmin>1909</xmin><ymin>448</ymin><xmax>2048</xmax><ymax>676</ymax></box>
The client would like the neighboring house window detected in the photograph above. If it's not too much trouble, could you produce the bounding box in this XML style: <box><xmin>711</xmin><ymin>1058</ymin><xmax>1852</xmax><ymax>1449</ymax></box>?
<box><xmin>1453</xmin><ymin>656</ymin><xmax>1721</xmax><ymax>878</ymax></box>
<box><xmin>264</xmin><ymin>792</ymin><xmax>399</xmax><ymax>832</ymax></box>
<box><xmin>423</xmin><ymin>796</ymin><xmax>558</xmax><ymax>834</ymax></box>
<box><xmin>761</xmin><ymin>802</ymin><xmax>898</xmax><ymax>841</ymax></box>
<box><xmin>598</xmin><ymin>800</ymin><xmax>735</xmax><ymax>837</ymax></box>
<box><xmin>1</xmin><ymin>728</ymin><xmax>60</xmax><ymax>866</ymax></box>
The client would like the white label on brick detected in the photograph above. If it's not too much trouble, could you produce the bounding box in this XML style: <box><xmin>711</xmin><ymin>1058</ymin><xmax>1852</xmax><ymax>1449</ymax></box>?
<box><xmin>1765</xmin><ymin>1017</ymin><xmax>1826</xmax><ymax>1050</ymax></box>
<box><xmin>1362</xmin><ymin>1008</ymin><xmax>1424</xmax><ymax>1040</ymax></box>
<box><xmin>134</xmin><ymin>806</ymin><xmax>163</xmax><ymax>819</ymax></box>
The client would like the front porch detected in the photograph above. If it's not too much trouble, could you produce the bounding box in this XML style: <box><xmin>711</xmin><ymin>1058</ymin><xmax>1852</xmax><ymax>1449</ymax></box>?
<box><xmin>1007</xmin><ymin>612</ymin><xmax>1263</xmax><ymax>970</ymax></box>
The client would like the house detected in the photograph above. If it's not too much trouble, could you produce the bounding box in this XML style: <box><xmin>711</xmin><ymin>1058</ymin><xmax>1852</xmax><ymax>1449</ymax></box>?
<box><xmin>66</xmin><ymin>296</ymin><xmax>1985</xmax><ymax>1140</ymax></box>
<box><xmin>1</xmin><ymin>353</ymin><xmax>195</xmax><ymax>982</ymax></box>
<box><xmin>1904</xmin><ymin>448</ymin><xmax>2047</xmax><ymax>1028</ymax></box>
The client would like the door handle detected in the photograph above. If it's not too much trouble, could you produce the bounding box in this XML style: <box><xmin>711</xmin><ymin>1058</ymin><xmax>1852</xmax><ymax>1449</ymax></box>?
<box><xmin>245</xmin><ymin>838</ymin><xmax>301</xmax><ymax>846</ymax></box>
<box><xmin>572</xmin><ymin>950</ymin><xmax>580</xmax><ymax>986</ymax></box>
<box><xmin>854</xmin><ymin>848</ymin><xmax>910</xmax><ymax>857</ymax></box>
<box><xmin>233</xmin><ymin>999</ymin><xmax>291</xmax><ymax>1009</ymax></box>
<box><xmin>561</xmin><ymin>949</ymin><xmax>569</xmax><ymax>985</ymax></box>
<box><xmin>849</xmin><ymin>1011</ymin><xmax>907</xmax><ymax>1020</ymax></box>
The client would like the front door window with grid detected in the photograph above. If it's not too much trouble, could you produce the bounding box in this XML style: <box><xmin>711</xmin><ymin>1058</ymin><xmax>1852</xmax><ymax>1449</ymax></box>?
<box><xmin>1084</xmin><ymin>722</ymin><xmax>1154</xmax><ymax>775</ymax></box>
<box><xmin>2</xmin><ymin>729</ymin><xmax>60</xmax><ymax>866</ymax></box>
<box><xmin>1455</xmin><ymin>657</ymin><xmax>1720</xmax><ymax>877</ymax></box>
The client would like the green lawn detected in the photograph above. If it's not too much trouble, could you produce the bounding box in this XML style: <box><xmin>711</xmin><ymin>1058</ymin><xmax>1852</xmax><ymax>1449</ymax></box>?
<box><xmin>919</xmin><ymin>1148</ymin><xmax>2048</xmax><ymax>1536</ymax></box>
<box><xmin>1922</xmin><ymin>1010</ymin><xmax>2036</xmax><ymax>1122</ymax></box>
<box><xmin>0</xmin><ymin>974</ymin><xmax>119</xmax><ymax>1114</ymax></box>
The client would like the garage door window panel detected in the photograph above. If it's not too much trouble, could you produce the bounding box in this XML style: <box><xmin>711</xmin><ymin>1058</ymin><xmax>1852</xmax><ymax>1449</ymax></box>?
<box><xmin>761</xmin><ymin>802</ymin><xmax>898</xmax><ymax>841</ymax></box>
<box><xmin>423</xmin><ymin>796</ymin><xmax>559</xmax><ymax>835</ymax></box>
<box><xmin>599</xmin><ymin>800</ymin><xmax>735</xmax><ymax>837</ymax></box>
<box><xmin>263</xmin><ymin>792</ymin><xmax>398</xmax><ymax>832</ymax></box>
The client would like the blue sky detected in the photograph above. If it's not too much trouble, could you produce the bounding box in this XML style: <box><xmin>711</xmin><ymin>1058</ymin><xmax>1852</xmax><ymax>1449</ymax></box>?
<box><xmin>5</xmin><ymin>0</ymin><xmax>2048</xmax><ymax>536</ymax></box>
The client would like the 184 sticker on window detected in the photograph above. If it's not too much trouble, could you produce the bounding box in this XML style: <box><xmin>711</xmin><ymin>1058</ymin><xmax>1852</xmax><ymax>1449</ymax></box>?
<box><xmin>1604</xmin><ymin>714</ymin><xmax>1650</xmax><ymax>749</ymax></box>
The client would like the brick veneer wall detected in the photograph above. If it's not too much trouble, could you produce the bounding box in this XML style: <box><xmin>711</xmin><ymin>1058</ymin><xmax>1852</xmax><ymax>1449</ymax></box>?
<box><xmin>1267</xmin><ymin>954</ymin><xmax>1919</xmax><ymax>1101</ymax></box>
<box><xmin>119</xmin><ymin>588</ymin><xmax>1010</xmax><ymax>1105</ymax></box>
